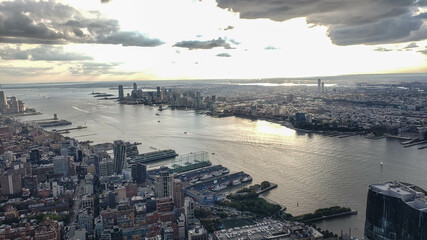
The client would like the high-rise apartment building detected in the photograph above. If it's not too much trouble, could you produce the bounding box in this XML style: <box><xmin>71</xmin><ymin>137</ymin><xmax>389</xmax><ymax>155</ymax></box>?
<box><xmin>0</xmin><ymin>174</ymin><xmax>22</xmax><ymax>195</ymax></box>
<box><xmin>364</xmin><ymin>181</ymin><xmax>427</xmax><ymax>240</ymax></box>
<box><xmin>155</xmin><ymin>170</ymin><xmax>173</xmax><ymax>198</ymax></box>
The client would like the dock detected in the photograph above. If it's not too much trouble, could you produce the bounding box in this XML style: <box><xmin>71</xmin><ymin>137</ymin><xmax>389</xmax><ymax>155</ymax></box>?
<box><xmin>256</xmin><ymin>183</ymin><xmax>278</xmax><ymax>194</ymax></box>
<box><xmin>304</xmin><ymin>210</ymin><xmax>358</xmax><ymax>222</ymax></box>
<box><xmin>402</xmin><ymin>140</ymin><xmax>427</xmax><ymax>148</ymax></box>
<box><xmin>53</xmin><ymin>126</ymin><xmax>87</xmax><ymax>133</ymax></box>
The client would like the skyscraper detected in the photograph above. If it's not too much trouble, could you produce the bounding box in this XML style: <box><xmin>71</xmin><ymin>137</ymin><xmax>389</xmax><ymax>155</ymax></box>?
<box><xmin>131</xmin><ymin>163</ymin><xmax>146</xmax><ymax>184</ymax></box>
<box><xmin>113</xmin><ymin>140</ymin><xmax>126</xmax><ymax>175</ymax></box>
<box><xmin>156</xmin><ymin>86</ymin><xmax>161</xmax><ymax>100</ymax></box>
<box><xmin>133</xmin><ymin>82</ymin><xmax>137</xmax><ymax>92</ymax></box>
<box><xmin>321</xmin><ymin>82</ymin><xmax>325</xmax><ymax>93</ymax></box>
<box><xmin>364</xmin><ymin>181</ymin><xmax>427</xmax><ymax>240</ymax></box>
<box><xmin>317</xmin><ymin>79</ymin><xmax>321</xmax><ymax>92</ymax></box>
<box><xmin>0</xmin><ymin>91</ymin><xmax>7</xmax><ymax>111</ymax></box>
<box><xmin>155</xmin><ymin>169</ymin><xmax>174</xmax><ymax>198</ymax></box>
<box><xmin>118</xmin><ymin>85</ymin><xmax>124</xmax><ymax>100</ymax></box>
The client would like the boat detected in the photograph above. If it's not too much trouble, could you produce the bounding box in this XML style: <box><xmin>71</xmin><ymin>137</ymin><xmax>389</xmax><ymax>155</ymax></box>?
<box><xmin>212</xmin><ymin>184</ymin><xmax>227</xmax><ymax>191</ymax></box>
<box><xmin>156</xmin><ymin>113</ymin><xmax>160</xmax><ymax>116</ymax></box>
<box><xmin>380</xmin><ymin>161</ymin><xmax>383</xmax><ymax>166</ymax></box>
<box><xmin>241</xmin><ymin>176</ymin><xmax>253</xmax><ymax>183</ymax></box>
<box><xmin>190</xmin><ymin>178</ymin><xmax>199</xmax><ymax>183</ymax></box>
<box><xmin>212</xmin><ymin>152</ymin><xmax>215</xmax><ymax>155</ymax></box>
<box><xmin>212</xmin><ymin>170</ymin><xmax>222</xmax><ymax>177</ymax></box>
<box><xmin>200</xmin><ymin>172</ymin><xmax>213</xmax><ymax>180</ymax></box>
<box><xmin>232</xmin><ymin>179</ymin><xmax>241</xmax><ymax>186</ymax></box>
<box><xmin>184</xmin><ymin>132</ymin><xmax>187</xmax><ymax>134</ymax></box>
<box><xmin>222</xmin><ymin>169</ymin><xmax>230</xmax><ymax>174</ymax></box>
<box><xmin>158</xmin><ymin>120</ymin><xmax>160</xmax><ymax>122</ymax></box>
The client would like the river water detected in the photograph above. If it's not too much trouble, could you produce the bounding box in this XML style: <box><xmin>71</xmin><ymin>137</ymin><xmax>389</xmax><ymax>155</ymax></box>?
<box><xmin>7</xmin><ymin>86</ymin><xmax>427</xmax><ymax>239</ymax></box>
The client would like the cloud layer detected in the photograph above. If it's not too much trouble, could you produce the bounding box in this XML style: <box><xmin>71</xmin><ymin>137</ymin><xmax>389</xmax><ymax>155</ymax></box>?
<box><xmin>174</xmin><ymin>38</ymin><xmax>233</xmax><ymax>50</ymax></box>
<box><xmin>0</xmin><ymin>46</ymin><xmax>93</xmax><ymax>61</ymax></box>
<box><xmin>0</xmin><ymin>0</ymin><xmax>163</xmax><ymax>47</ymax></box>
<box><xmin>216</xmin><ymin>0</ymin><xmax>427</xmax><ymax>45</ymax></box>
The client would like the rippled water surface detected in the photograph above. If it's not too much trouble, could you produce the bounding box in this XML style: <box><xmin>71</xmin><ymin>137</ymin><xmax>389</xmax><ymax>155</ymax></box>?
<box><xmin>9</xmin><ymin>87</ymin><xmax>427</xmax><ymax>238</ymax></box>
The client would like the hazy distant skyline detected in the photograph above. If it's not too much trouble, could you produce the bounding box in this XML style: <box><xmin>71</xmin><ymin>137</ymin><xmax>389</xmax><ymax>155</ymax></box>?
<box><xmin>1</xmin><ymin>0</ymin><xmax>426</xmax><ymax>83</ymax></box>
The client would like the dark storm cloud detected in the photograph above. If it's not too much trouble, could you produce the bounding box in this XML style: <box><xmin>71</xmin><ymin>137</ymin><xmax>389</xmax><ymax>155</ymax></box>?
<box><xmin>0</xmin><ymin>46</ymin><xmax>93</xmax><ymax>61</ymax></box>
<box><xmin>216</xmin><ymin>53</ymin><xmax>231</xmax><ymax>57</ymax></box>
<box><xmin>216</xmin><ymin>0</ymin><xmax>427</xmax><ymax>45</ymax></box>
<box><xmin>0</xmin><ymin>0</ymin><xmax>163</xmax><ymax>47</ymax></box>
<box><xmin>174</xmin><ymin>38</ymin><xmax>233</xmax><ymax>50</ymax></box>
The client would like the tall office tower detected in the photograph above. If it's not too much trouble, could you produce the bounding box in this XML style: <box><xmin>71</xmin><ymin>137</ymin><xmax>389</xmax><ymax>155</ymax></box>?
<box><xmin>53</xmin><ymin>156</ymin><xmax>70</xmax><ymax>176</ymax></box>
<box><xmin>118</xmin><ymin>85</ymin><xmax>124</xmax><ymax>100</ymax></box>
<box><xmin>157</xmin><ymin>86</ymin><xmax>161</xmax><ymax>100</ymax></box>
<box><xmin>0</xmin><ymin>91</ymin><xmax>7</xmax><ymax>111</ymax></box>
<box><xmin>317</xmin><ymin>79</ymin><xmax>321</xmax><ymax>92</ymax></box>
<box><xmin>113</xmin><ymin>140</ymin><xmax>126</xmax><ymax>175</ymax></box>
<box><xmin>0</xmin><ymin>174</ymin><xmax>22</xmax><ymax>195</ymax></box>
<box><xmin>133</xmin><ymin>82</ymin><xmax>137</xmax><ymax>92</ymax></box>
<box><xmin>131</xmin><ymin>163</ymin><xmax>146</xmax><ymax>184</ymax></box>
<box><xmin>155</xmin><ymin>170</ymin><xmax>174</xmax><ymax>198</ymax></box>
<box><xmin>321</xmin><ymin>82</ymin><xmax>325</xmax><ymax>93</ymax></box>
<box><xmin>364</xmin><ymin>181</ymin><xmax>427</xmax><ymax>240</ymax></box>
<box><xmin>173</xmin><ymin>179</ymin><xmax>185</xmax><ymax>209</ymax></box>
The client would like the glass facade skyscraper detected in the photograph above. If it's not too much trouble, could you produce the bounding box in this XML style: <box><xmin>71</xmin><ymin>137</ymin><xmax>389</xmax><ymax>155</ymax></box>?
<box><xmin>364</xmin><ymin>181</ymin><xmax>427</xmax><ymax>240</ymax></box>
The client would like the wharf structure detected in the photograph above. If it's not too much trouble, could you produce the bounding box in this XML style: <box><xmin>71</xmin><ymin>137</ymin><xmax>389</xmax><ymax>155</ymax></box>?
<box><xmin>131</xmin><ymin>149</ymin><xmax>178</xmax><ymax>164</ymax></box>
<box><xmin>364</xmin><ymin>181</ymin><xmax>427</xmax><ymax>240</ymax></box>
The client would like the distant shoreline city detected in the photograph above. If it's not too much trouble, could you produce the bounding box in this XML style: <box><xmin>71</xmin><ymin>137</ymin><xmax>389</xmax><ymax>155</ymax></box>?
<box><xmin>0</xmin><ymin>78</ymin><xmax>426</xmax><ymax>239</ymax></box>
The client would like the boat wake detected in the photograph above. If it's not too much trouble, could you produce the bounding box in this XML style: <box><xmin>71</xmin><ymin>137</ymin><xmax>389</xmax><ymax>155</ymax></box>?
<box><xmin>72</xmin><ymin>106</ymin><xmax>90</xmax><ymax>113</ymax></box>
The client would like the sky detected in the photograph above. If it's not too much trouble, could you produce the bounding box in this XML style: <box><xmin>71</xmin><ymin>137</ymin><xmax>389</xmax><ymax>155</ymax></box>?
<box><xmin>0</xmin><ymin>0</ymin><xmax>427</xmax><ymax>83</ymax></box>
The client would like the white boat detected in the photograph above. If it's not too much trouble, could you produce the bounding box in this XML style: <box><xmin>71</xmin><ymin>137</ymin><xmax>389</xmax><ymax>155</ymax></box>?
<box><xmin>200</xmin><ymin>172</ymin><xmax>213</xmax><ymax>180</ymax></box>
<box><xmin>380</xmin><ymin>161</ymin><xmax>383</xmax><ymax>166</ymax></box>
<box><xmin>212</xmin><ymin>184</ymin><xmax>227</xmax><ymax>191</ymax></box>
<box><xmin>213</xmin><ymin>170</ymin><xmax>222</xmax><ymax>177</ymax></box>
<box><xmin>190</xmin><ymin>178</ymin><xmax>199</xmax><ymax>183</ymax></box>
<box><xmin>222</xmin><ymin>169</ymin><xmax>230</xmax><ymax>174</ymax></box>
<box><xmin>241</xmin><ymin>176</ymin><xmax>253</xmax><ymax>182</ymax></box>
<box><xmin>232</xmin><ymin>179</ymin><xmax>241</xmax><ymax>186</ymax></box>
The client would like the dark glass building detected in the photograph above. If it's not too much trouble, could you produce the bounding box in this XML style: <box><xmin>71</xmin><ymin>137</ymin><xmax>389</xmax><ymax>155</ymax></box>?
<box><xmin>364</xmin><ymin>181</ymin><xmax>427</xmax><ymax>240</ymax></box>
<box><xmin>113</xmin><ymin>140</ymin><xmax>126</xmax><ymax>175</ymax></box>
<box><xmin>131</xmin><ymin>163</ymin><xmax>146</xmax><ymax>184</ymax></box>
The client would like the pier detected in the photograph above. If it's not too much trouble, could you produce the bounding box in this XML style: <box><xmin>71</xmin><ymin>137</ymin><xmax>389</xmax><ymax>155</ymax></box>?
<box><xmin>53</xmin><ymin>126</ymin><xmax>87</xmax><ymax>133</ymax></box>
<box><xmin>256</xmin><ymin>183</ymin><xmax>278</xmax><ymax>194</ymax></box>
<box><xmin>304</xmin><ymin>210</ymin><xmax>358</xmax><ymax>222</ymax></box>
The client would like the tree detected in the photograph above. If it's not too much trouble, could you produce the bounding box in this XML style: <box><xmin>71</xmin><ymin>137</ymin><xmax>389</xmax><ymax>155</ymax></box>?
<box><xmin>260</xmin><ymin>181</ymin><xmax>270</xmax><ymax>190</ymax></box>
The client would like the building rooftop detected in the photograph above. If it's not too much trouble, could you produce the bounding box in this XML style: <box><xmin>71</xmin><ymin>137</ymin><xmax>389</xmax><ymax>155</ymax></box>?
<box><xmin>370</xmin><ymin>181</ymin><xmax>427</xmax><ymax>212</ymax></box>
